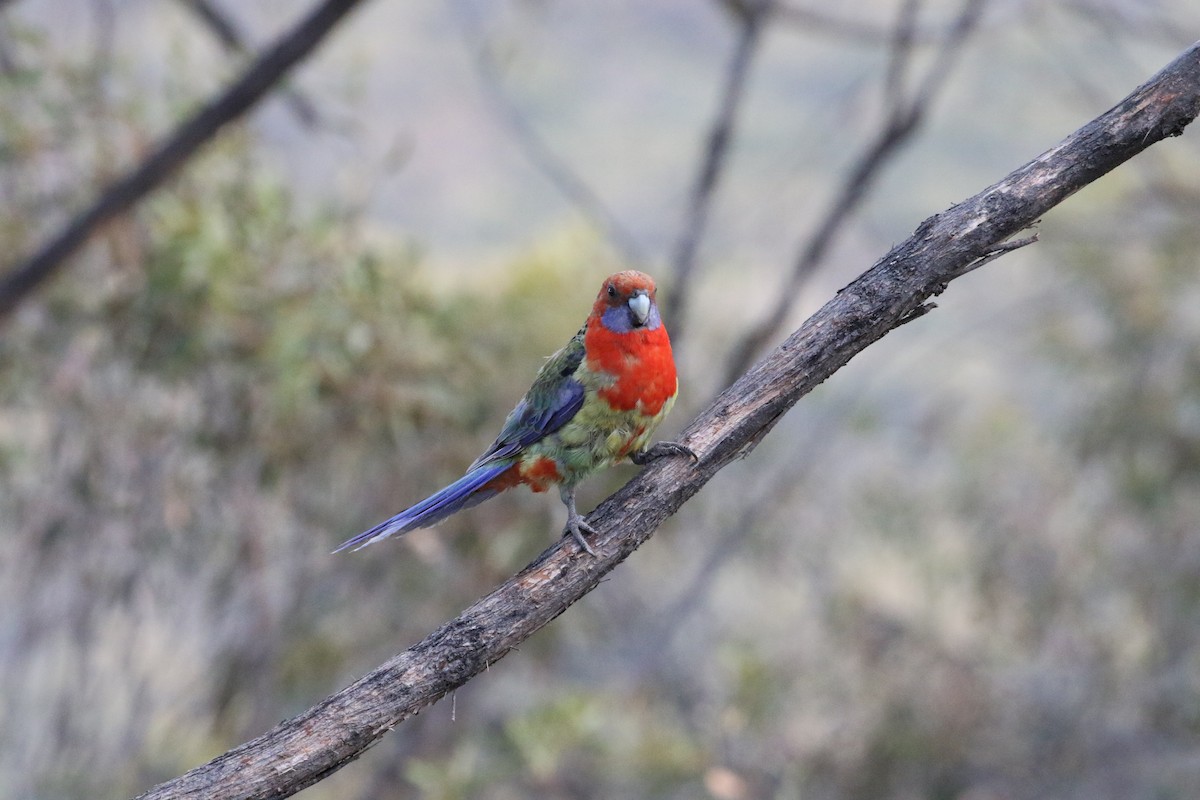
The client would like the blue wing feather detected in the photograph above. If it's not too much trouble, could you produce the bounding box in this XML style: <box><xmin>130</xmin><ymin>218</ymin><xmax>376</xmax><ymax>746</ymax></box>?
<box><xmin>469</xmin><ymin>379</ymin><xmax>584</xmax><ymax>468</ymax></box>
<box><xmin>335</xmin><ymin>329</ymin><xmax>588</xmax><ymax>553</ymax></box>
<box><xmin>333</xmin><ymin>460</ymin><xmax>511</xmax><ymax>552</ymax></box>
<box><xmin>469</xmin><ymin>332</ymin><xmax>587</xmax><ymax>469</ymax></box>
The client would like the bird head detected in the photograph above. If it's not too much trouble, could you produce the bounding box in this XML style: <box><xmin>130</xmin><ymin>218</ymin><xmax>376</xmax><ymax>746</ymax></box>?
<box><xmin>593</xmin><ymin>271</ymin><xmax>662</xmax><ymax>333</ymax></box>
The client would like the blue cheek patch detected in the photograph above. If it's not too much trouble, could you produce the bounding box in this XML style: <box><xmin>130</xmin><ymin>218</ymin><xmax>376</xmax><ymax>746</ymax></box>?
<box><xmin>601</xmin><ymin>303</ymin><xmax>661</xmax><ymax>333</ymax></box>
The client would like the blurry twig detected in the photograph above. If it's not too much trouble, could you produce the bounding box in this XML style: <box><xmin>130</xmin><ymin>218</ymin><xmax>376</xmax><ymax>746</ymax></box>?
<box><xmin>720</xmin><ymin>0</ymin><xmax>988</xmax><ymax>387</ymax></box>
<box><xmin>634</xmin><ymin>412</ymin><xmax>839</xmax><ymax>661</ymax></box>
<box><xmin>0</xmin><ymin>0</ymin><xmax>28</xmax><ymax>85</ymax></box>
<box><xmin>1062</xmin><ymin>0</ymin><xmax>1197</xmax><ymax>49</ymax></box>
<box><xmin>774</xmin><ymin>1</ymin><xmax>981</xmax><ymax>45</ymax></box>
<box><xmin>135</xmin><ymin>38</ymin><xmax>1200</xmax><ymax>800</ymax></box>
<box><xmin>0</xmin><ymin>0</ymin><xmax>369</xmax><ymax>319</ymax></box>
<box><xmin>0</xmin><ymin>4</ymin><xmax>20</xmax><ymax>75</ymax></box>
<box><xmin>454</xmin><ymin>7</ymin><xmax>645</xmax><ymax>266</ymax></box>
<box><xmin>177</xmin><ymin>0</ymin><xmax>321</xmax><ymax>128</ymax></box>
<box><xmin>665</xmin><ymin>0</ymin><xmax>771</xmax><ymax>343</ymax></box>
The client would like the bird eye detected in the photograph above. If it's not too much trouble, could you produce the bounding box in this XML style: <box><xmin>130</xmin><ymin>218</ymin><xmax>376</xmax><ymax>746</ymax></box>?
<box><xmin>606</xmin><ymin>284</ymin><xmax>617</xmax><ymax>298</ymax></box>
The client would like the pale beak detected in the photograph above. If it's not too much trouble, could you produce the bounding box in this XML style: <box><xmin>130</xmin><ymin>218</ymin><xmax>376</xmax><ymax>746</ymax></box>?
<box><xmin>628</xmin><ymin>292</ymin><xmax>650</xmax><ymax>326</ymax></box>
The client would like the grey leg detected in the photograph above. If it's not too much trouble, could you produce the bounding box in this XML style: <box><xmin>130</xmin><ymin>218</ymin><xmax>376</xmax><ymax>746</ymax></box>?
<box><xmin>560</xmin><ymin>484</ymin><xmax>598</xmax><ymax>556</ymax></box>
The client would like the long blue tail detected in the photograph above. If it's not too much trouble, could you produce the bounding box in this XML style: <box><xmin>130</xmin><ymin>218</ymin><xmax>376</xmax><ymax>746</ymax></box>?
<box><xmin>334</xmin><ymin>461</ymin><xmax>513</xmax><ymax>553</ymax></box>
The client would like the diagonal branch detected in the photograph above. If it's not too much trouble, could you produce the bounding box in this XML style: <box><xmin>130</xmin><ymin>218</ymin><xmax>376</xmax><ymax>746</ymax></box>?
<box><xmin>774</xmin><ymin>2</ymin><xmax>970</xmax><ymax>45</ymax></box>
<box><xmin>0</xmin><ymin>0</ymin><xmax>369</xmax><ymax>319</ymax></box>
<box><xmin>177</xmin><ymin>0</ymin><xmax>322</xmax><ymax>128</ymax></box>
<box><xmin>134</xmin><ymin>39</ymin><xmax>1200</xmax><ymax>800</ymax></box>
<box><xmin>664</xmin><ymin>0</ymin><xmax>771</xmax><ymax>339</ymax></box>
<box><xmin>720</xmin><ymin>0</ymin><xmax>987</xmax><ymax>387</ymax></box>
<box><xmin>455</xmin><ymin>8</ymin><xmax>645</xmax><ymax>266</ymax></box>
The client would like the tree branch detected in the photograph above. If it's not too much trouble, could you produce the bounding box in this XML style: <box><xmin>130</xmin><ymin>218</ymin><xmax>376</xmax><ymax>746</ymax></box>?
<box><xmin>720</xmin><ymin>0</ymin><xmax>987</xmax><ymax>387</ymax></box>
<box><xmin>135</xmin><ymin>39</ymin><xmax>1200</xmax><ymax>800</ymax></box>
<box><xmin>455</xmin><ymin>8</ymin><xmax>646</xmax><ymax>266</ymax></box>
<box><xmin>0</xmin><ymin>0</ymin><xmax>369</xmax><ymax>319</ymax></box>
<box><xmin>773</xmin><ymin>0</ymin><xmax>999</xmax><ymax>45</ymax></box>
<box><xmin>177</xmin><ymin>0</ymin><xmax>322</xmax><ymax>128</ymax></box>
<box><xmin>664</xmin><ymin>0</ymin><xmax>771</xmax><ymax>339</ymax></box>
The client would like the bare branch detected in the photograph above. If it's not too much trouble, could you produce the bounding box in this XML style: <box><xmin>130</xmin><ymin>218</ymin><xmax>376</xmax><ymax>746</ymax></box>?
<box><xmin>134</xmin><ymin>38</ymin><xmax>1200</xmax><ymax>800</ymax></box>
<box><xmin>1061</xmin><ymin>0</ymin><xmax>1198</xmax><ymax>49</ymax></box>
<box><xmin>455</xmin><ymin>9</ymin><xmax>645</xmax><ymax>266</ymax></box>
<box><xmin>882</xmin><ymin>0</ymin><xmax>921</xmax><ymax>113</ymax></box>
<box><xmin>720</xmin><ymin>0</ymin><xmax>987</xmax><ymax>387</ymax></box>
<box><xmin>774</xmin><ymin>1</ymin><xmax>993</xmax><ymax>45</ymax></box>
<box><xmin>664</xmin><ymin>0</ymin><xmax>771</xmax><ymax>342</ymax></box>
<box><xmin>177</xmin><ymin>0</ymin><xmax>321</xmax><ymax>128</ymax></box>
<box><xmin>635</xmin><ymin>414</ymin><xmax>838</xmax><ymax>663</ymax></box>
<box><xmin>910</xmin><ymin>0</ymin><xmax>987</xmax><ymax>107</ymax></box>
<box><xmin>0</xmin><ymin>0</ymin><xmax>369</xmax><ymax>319</ymax></box>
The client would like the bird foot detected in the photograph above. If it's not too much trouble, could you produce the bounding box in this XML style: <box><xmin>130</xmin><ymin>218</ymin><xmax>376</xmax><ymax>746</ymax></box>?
<box><xmin>630</xmin><ymin>440</ymin><xmax>698</xmax><ymax>465</ymax></box>
<box><xmin>564</xmin><ymin>515</ymin><xmax>598</xmax><ymax>556</ymax></box>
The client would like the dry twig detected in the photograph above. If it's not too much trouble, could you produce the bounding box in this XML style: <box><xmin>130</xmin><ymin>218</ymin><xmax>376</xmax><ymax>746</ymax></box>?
<box><xmin>664</xmin><ymin>0</ymin><xmax>772</xmax><ymax>338</ymax></box>
<box><xmin>177</xmin><ymin>0</ymin><xmax>322</xmax><ymax>128</ymax></box>
<box><xmin>455</xmin><ymin>8</ymin><xmax>645</xmax><ymax>266</ymax></box>
<box><xmin>772</xmin><ymin>0</ymin><xmax>1016</xmax><ymax>45</ymax></box>
<box><xmin>720</xmin><ymin>0</ymin><xmax>987</xmax><ymax>387</ymax></box>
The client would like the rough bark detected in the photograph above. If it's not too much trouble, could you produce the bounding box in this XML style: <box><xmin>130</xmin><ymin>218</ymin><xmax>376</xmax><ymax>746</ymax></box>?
<box><xmin>135</xmin><ymin>40</ymin><xmax>1200</xmax><ymax>800</ymax></box>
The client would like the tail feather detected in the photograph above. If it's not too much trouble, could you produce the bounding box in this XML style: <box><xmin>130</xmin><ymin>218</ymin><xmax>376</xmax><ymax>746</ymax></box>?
<box><xmin>334</xmin><ymin>461</ymin><xmax>513</xmax><ymax>553</ymax></box>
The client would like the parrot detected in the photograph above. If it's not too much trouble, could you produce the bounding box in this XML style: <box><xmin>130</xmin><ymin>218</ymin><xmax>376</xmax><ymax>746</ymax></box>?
<box><xmin>334</xmin><ymin>270</ymin><xmax>695</xmax><ymax>556</ymax></box>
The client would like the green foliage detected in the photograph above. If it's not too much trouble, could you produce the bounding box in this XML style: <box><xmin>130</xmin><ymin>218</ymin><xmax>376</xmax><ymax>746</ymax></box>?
<box><xmin>403</xmin><ymin>687</ymin><xmax>704</xmax><ymax>799</ymax></box>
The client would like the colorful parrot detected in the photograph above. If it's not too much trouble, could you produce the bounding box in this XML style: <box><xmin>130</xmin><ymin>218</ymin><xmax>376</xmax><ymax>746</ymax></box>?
<box><xmin>334</xmin><ymin>270</ymin><xmax>694</xmax><ymax>556</ymax></box>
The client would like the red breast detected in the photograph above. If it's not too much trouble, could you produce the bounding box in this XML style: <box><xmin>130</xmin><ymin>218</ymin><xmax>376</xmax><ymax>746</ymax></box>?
<box><xmin>584</xmin><ymin>272</ymin><xmax>678</xmax><ymax>416</ymax></box>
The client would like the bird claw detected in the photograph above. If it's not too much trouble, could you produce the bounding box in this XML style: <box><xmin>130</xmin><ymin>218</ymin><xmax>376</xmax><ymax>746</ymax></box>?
<box><xmin>564</xmin><ymin>516</ymin><xmax>598</xmax><ymax>556</ymax></box>
<box><xmin>631</xmin><ymin>440</ymin><xmax>698</xmax><ymax>465</ymax></box>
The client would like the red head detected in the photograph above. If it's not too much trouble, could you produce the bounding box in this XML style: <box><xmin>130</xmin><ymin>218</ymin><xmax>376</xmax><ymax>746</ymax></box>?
<box><xmin>590</xmin><ymin>270</ymin><xmax>662</xmax><ymax>333</ymax></box>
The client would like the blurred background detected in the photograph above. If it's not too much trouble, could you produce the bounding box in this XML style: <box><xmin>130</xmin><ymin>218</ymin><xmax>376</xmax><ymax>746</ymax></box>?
<box><xmin>2</xmin><ymin>1</ymin><xmax>1200</xmax><ymax>798</ymax></box>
